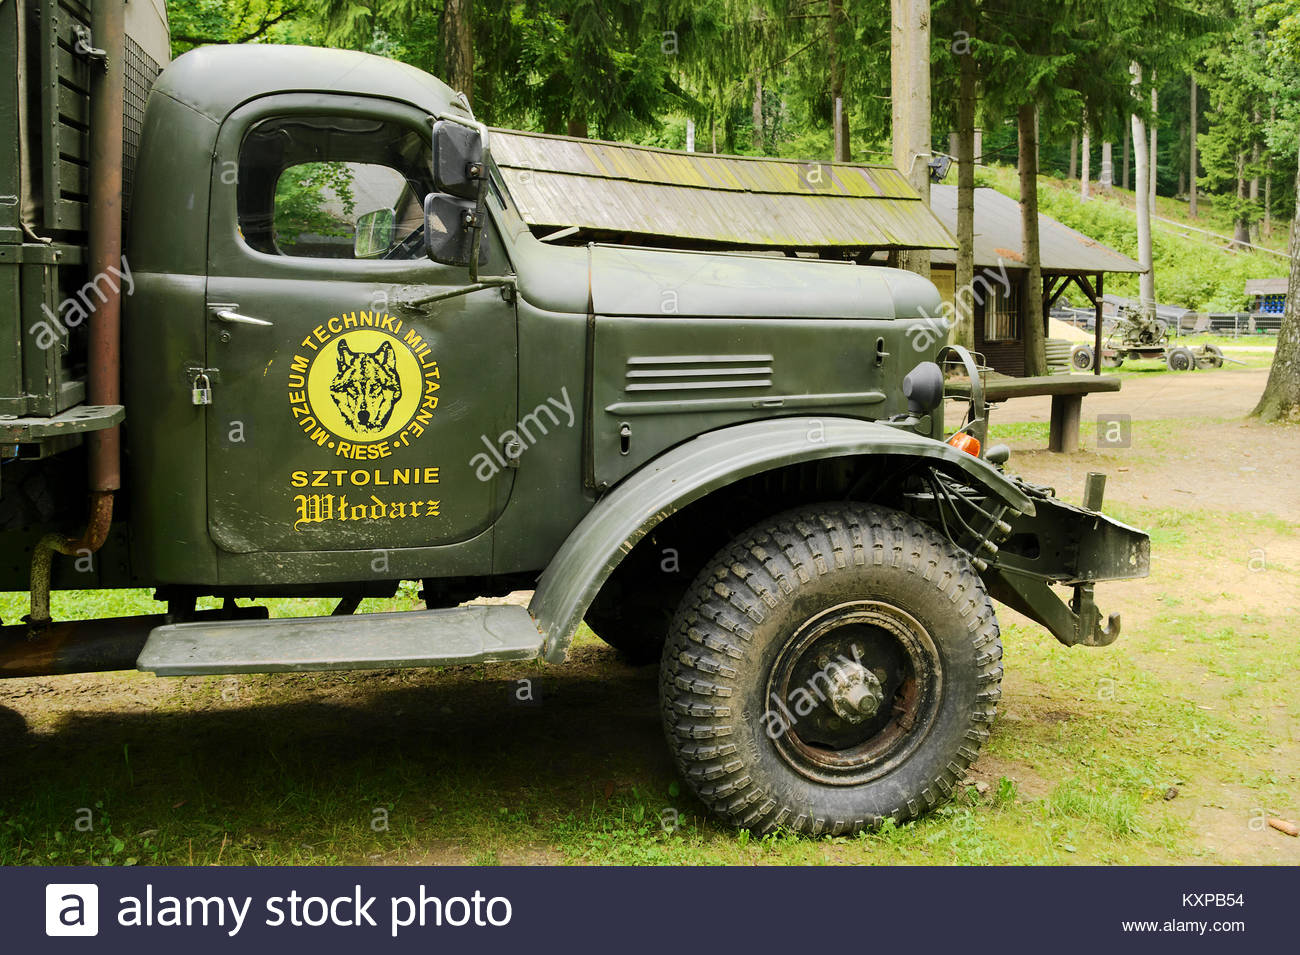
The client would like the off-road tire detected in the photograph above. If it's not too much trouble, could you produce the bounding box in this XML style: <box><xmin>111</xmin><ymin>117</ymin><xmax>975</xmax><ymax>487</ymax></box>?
<box><xmin>660</xmin><ymin>503</ymin><xmax>1002</xmax><ymax>835</ymax></box>
<box><xmin>1070</xmin><ymin>344</ymin><xmax>1095</xmax><ymax>371</ymax></box>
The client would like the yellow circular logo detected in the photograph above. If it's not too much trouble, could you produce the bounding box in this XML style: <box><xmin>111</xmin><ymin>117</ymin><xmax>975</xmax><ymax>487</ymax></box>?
<box><xmin>287</xmin><ymin>310</ymin><xmax>440</xmax><ymax>458</ymax></box>
<box><xmin>308</xmin><ymin>329</ymin><xmax>419</xmax><ymax>442</ymax></box>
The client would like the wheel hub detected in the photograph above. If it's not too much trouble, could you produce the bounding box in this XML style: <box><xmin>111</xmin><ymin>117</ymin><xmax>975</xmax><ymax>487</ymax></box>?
<box><xmin>764</xmin><ymin>600</ymin><xmax>943</xmax><ymax>786</ymax></box>
<box><xmin>823</xmin><ymin>658</ymin><xmax>885</xmax><ymax>723</ymax></box>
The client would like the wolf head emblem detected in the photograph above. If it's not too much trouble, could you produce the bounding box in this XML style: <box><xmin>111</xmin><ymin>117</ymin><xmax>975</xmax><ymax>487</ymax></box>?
<box><xmin>329</xmin><ymin>337</ymin><xmax>402</xmax><ymax>434</ymax></box>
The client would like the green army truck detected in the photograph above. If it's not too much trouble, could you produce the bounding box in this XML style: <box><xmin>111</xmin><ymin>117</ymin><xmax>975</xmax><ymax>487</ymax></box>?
<box><xmin>1</xmin><ymin>1</ymin><xmax>1148</xmax><ymax>835</ymax></box>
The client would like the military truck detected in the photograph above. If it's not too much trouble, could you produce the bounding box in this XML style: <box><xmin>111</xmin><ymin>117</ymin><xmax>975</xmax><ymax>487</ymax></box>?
<box><xmin>1</xmin><ymin>0</ymin><xmax>1148</xmax><ymax>835</ymax></box>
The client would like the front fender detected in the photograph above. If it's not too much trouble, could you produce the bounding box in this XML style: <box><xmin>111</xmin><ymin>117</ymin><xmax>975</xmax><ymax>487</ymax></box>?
<box><xmin>528</xmin><ymin>416</ymin><xmax>1034</xmax><ymax>662</ymax></box>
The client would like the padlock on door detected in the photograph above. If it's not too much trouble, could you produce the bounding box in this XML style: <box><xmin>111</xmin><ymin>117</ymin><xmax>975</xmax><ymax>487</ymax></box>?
<box><xmin>191</xmin><ymin>372</ymin><xmax>213</xmax><ymax>406</ymax></box>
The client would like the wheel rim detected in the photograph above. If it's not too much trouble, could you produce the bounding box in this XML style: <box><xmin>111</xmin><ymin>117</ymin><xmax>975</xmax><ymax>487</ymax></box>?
<box><xmin>764</xmin><ymin>600</ymin><xmax>943</xmax><ymax>786</ymax></box>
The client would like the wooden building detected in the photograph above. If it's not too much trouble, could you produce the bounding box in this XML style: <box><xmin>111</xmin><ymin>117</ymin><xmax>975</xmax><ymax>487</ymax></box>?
<box><xmin>928</xmin><ymin>187</ymin><xmax>1143</xmax><ymax>377</ymax></box>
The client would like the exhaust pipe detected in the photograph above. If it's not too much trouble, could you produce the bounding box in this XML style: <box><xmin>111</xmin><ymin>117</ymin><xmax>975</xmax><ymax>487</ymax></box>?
<box><xmin>27</xmin><ymin>0</ymin><xmax>126</xmax><ymax>629</ymax></box>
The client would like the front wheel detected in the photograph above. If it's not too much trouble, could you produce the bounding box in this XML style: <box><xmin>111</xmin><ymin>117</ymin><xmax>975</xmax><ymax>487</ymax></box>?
<box><xmin>660</xmin><ymin>503</ymin><xmax>1002</xmax><ymax>835</ymax></box>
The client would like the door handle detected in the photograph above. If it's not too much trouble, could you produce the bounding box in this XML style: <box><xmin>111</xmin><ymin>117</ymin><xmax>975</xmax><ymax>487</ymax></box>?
<box><xmin>212</xmin><ymin>307</ymin><xmax>273</xmax><ymax>327</ymax></box>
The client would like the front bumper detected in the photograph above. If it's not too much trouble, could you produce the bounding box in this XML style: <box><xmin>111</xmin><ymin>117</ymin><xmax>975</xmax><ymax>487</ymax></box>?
<box><xmin>982</xmin><ymin>482</ymin><xmax>1150</xmax><ymax>647</ymax></box>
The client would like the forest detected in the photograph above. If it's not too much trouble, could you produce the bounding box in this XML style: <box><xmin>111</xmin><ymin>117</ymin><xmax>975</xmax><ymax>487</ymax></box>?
<box><xmin>166</xmin><ymin>1</ymin><xmax>1297</xmax><ymax>235</ymax></box>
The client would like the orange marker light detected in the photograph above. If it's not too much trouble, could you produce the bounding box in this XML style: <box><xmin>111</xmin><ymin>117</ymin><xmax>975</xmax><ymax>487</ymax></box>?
<box><xmin>947</xmin><ymin>432</ymin><xmax>981</xmax><ymax>457</ymax></box>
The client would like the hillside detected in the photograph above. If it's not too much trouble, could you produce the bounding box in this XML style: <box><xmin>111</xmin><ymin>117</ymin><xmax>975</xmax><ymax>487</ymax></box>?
<box><xmin>973</xmin><ymin>164</ymin><xmax>1288</xmax><ymax>313</ymax></box>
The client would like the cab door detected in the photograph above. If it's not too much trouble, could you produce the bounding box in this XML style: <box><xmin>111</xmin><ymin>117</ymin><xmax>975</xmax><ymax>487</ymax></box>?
<box><xmin>203</xmin><ymin>95</ymin><xmax>517</xmax><ymax>557</ymax></box>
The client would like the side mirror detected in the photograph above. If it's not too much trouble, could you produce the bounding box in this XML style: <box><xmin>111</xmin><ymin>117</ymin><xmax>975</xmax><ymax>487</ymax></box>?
<box><xmin>354</xmin><ymin>208</ymin><xmax>395</xmax><ymax>259</ymax></box>
<box><xmin>423</xmin><ymin>193</ymin><xmax>478</xmax><ymax>267</ymax></box>
<box><xmin>432</xmin><ymin>120</ymin><xmax>485</xmax><ymax>199</ymax></box>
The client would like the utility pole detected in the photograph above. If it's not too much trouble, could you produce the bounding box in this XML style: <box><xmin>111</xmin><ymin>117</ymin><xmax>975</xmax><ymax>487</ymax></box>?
<box><xmin>891</xmin><ymin>0</ymin><xmax>931</xmax><ymax>278</ymax></box>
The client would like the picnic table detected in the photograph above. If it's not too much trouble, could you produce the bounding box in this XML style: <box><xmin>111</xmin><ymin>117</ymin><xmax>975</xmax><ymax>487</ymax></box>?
<box><xmin>945</xmin><ymin>374</ymin><xmax>1122</xmax><ymax>453</ymax></box>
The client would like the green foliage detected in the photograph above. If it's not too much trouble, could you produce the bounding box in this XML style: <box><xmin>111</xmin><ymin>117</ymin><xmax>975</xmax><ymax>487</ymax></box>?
<box><xmin>273</xmin><ymin>162</ymin><xmax>357</xmax><ymax>249</ymax></box>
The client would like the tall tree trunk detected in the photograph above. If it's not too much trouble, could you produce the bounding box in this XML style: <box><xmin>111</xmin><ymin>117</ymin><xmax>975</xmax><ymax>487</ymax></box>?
<box><xmin>1250</xmin><ymin>111</ymin><xmax>1262</xmax><ymax>245</ymax></box>
<box><xmin>1122</xmin><ymin>123</ymin><xmax>1131</xmax><ymax>191</ymax></box>
<box><xmin>1189</xmin><ymin>74</ymin><xmax>1198</xmax><ymax>217</ymax></box>
<box><xmin>1018</xmin><ymin>104</ymin><xmax>1046</xmax><ymax>377</ymax></box>
<box><xmin>1251</xmin><ymin>141</ymin><xmax>1300</xmax><ymax>422</ymax></box>
<box><xmin>830</xmin><ymin>0</ymin><xmax>849</xmax><ymax>161</ymax></box>
<box><xmin>440</xmin><ymin>0</ymin><xmax>474</xmax><ymax>103</ymax></box>
<box><xmin>1069</xmin><ymin>134</ymin><xmax>1078</xmax><ymax>180</ymax></box>
<box><xmin>1233</xmin><ymin>152</ymin><xmax>1250</xmax><ymax>248</ymax></box>
<box><xmin>1265</xmin><ymin>104</ymin><xmax>1275</xmax><ymax>236</ymax></box>
<box><xmin>1080</xmin><ymin>113</ymin><xmax>1091</xmax><ymax>200</ymax></box>
<box><xmin>1131</xmin><ymin>102</ymin><xmax>1156</xmax><ymax>318</ymax></box>
<box><xmin>954</xmin><ymin>12</ymin><xmax>977</xmax><ymax>350</ymax></box>
<box><xmin>890</xmin><ymin>0</ymin><xmax>931</xmax><ymax>277</ymax></box>
<box><xmin>1265</xmin><ymin>175</ymin><xmax>1272</xmax><ymax>237</ymax></box>
<box><xmin>1148</xmin><ymin>83</ymin><xmax>1158</xmax><ymax>215</ymax></box>
<box><xmin>1100</xmin><ymin>141</ymin><xmax>1113</xmax><ymax>191</ymax></box>
<box><xmin>566</xmin><ymin>118</ymin><xmax>588</xmax><ymax>138</ymax></box>
<box><xmin>752</xmin><ymin>71</ymin><xmax>764</xmax><ymax>151</ymax></box>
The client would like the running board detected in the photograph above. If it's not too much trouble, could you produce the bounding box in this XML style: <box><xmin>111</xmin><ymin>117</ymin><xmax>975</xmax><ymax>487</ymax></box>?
<box><xmin>137</xmin><ymin>605</ymin><xmax>544</xmax><ymax>677</ymax></box>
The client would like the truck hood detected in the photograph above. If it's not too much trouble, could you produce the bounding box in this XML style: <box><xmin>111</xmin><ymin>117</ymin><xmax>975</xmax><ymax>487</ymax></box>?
<box><xmin>512</xmin><ymin>238</ymin><xmax>942</xmax><ymax>321</ymax></box>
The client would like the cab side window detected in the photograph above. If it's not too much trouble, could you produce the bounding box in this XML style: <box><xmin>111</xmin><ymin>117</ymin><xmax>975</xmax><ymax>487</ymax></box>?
<box><xmin>236</xmin><ymin>115</ymin><xmax>432</xmax><ymax>260</ymax></box>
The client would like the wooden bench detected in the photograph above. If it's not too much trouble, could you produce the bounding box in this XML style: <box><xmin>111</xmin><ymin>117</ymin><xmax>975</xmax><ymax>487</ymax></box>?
<box><xmin>945</xmin><ymin>375</ymin><xmax>1122</xmax><ymax>453</ymax></box>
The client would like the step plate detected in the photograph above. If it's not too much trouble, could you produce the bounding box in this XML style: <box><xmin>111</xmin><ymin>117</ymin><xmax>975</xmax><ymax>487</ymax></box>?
<box><xmin>137</xmin><ymin>605</ymin><xmax>544</xmax><ymax>677</ymax></box>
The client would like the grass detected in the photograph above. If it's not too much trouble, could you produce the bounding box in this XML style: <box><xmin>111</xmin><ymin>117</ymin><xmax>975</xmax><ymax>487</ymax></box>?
<box><xmin>1</xmin><ymin>490</ymin><xmax>1295</xmax><ymax>866</ymax></box>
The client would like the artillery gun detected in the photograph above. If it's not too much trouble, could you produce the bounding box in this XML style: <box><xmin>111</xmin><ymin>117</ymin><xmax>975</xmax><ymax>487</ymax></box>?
<box><xmin>1070</xmin><ymin>305</ymin><xmax>1227</xmax><ymax>372</ymax></box>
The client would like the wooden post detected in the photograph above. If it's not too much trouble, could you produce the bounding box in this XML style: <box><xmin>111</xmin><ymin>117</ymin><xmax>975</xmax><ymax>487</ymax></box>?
<box><xmin>830</xmin><ymin>0</ymin><xmax>849</xmax><ymax>161</ymax></box>
<box><xmin>954</xmin><ymin>10</ymin><xmax>977</xmax><ymax>350</ymax></box>
<box><xmin>1094</xmin><ymin>272</ymin><xmax>1104</xmax><ymax>376</ymax></box>
<box><xmin>891</xmin><ymin>0</ymin><xmax>931</xmax><ymax>278</ymax></box>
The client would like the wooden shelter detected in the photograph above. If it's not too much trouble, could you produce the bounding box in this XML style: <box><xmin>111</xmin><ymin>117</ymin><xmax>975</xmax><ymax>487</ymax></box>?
<box><xmin>928</xmin><ymin>187</ymin><xmax>1143</xmax><ymax>377</ymax></box>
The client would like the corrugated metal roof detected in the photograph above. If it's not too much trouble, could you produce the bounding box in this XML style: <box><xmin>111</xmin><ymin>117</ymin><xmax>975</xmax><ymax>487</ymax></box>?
<box><xmin>1244</xmin><ymin>277</ymin><xmax>1288</xmax><ymax>296</ymax></box>
<box><xmin>490</xmin><ymin>129</ymin><xmax>956</xmax><ymax>250</ymax></box>
<box><xmin>928</xmin><ymin>186</ymin><xmax>1143</xmax><ymax>274</ymax></box>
